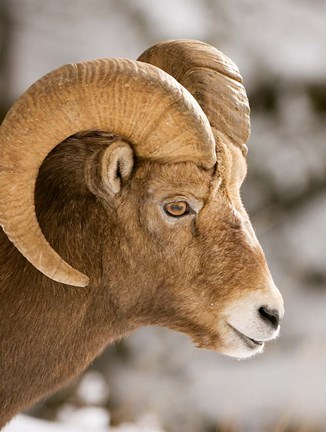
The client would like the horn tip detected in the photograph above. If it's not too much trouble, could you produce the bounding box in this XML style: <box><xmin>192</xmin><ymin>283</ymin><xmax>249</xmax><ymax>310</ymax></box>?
<box><xmin>61</xmin><ymin>272</ymin><xmax>89</xmax><ymax>288</ymax></box>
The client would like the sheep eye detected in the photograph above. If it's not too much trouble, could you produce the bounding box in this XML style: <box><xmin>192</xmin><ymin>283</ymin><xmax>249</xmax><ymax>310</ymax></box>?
<box><xmin>164</xmin><ymin>201</ymin><xmax>189</xmax><ymax>217</ymax></box>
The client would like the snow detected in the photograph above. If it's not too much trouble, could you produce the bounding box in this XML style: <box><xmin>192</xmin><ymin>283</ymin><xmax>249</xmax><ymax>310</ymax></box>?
<box><xmin>76</xmin><ymin>371</ymin><xmax>110</xmax><ymax>406</ymax></box>
<box><xmin>8</xmin><ymin>0</ymin><xmax>326</xmax><ymax>97</ymax></box>
<box><xmin>5</xmin><ymin>413</ymin><xmax>165</xmax><ymax>432</ymax></box>
<box><xmin>56</xmin><ymin>406</ymin><xmax>110</xmax><ymax>430</ymax></box>
<box><xmin>5</xmin><ymin>414</ymin><xmax>107</xmax><ymax>432</ymax></box>
<box><xmin>128</xmin><ymin>0</ymin><xmax>210</xmax><ymax>40</ymax></box>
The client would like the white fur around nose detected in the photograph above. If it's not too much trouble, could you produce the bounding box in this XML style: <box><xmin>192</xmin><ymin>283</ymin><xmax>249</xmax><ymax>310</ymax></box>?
<box><xmin>219</xmin><ymin>282</ymin><xmax>284</xmax><ymax>359</ymax></box>
<box><xmin>225</xmin><ymin>281</ymin><xmax>284</xmax><ymax>343</ymax></box>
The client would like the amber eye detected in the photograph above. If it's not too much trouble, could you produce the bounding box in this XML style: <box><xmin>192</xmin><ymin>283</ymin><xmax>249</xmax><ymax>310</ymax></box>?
<box><xmin>164</xmin><ymin>201</ymin><xmax>189</xmax><ymax>217</ymax></box>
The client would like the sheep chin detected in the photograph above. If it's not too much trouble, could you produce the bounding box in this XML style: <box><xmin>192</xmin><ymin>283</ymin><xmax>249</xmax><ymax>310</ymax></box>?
<box><xmin>213</xmin><ymin>321</ymin><xmax>265</xmax><ymax>360</ymax></box>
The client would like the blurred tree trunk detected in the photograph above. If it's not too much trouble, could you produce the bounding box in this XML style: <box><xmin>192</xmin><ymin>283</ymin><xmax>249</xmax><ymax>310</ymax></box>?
<box><xmin>0</xmin><ymin>0</ymin><xmax>12</xmax><ymax>121</ymax></box>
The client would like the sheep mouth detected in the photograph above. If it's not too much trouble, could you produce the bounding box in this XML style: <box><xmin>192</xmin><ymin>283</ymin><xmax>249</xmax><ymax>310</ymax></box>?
<box><xmin>227</xmin><ymin>324</ymin><xmax>264</xmax><ymax>349</ymax></box>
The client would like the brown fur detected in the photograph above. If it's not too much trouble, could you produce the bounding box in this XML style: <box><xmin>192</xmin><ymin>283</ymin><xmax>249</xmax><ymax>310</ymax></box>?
<box><xmin>0</xmin><ymin>131</ymin><xmax>271</xmax><ymax>426</ymax></box>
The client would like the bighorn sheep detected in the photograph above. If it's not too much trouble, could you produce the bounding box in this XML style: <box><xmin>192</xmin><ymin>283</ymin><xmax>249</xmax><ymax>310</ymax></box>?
<box><xmin>0</xmin><ymin>40</ymin><xmax>284</xmax><ymax>426</ymax></box>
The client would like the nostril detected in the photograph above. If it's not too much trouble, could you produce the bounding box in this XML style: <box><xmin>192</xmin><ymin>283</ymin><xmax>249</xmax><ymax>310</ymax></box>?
<box><xmin>258</xmin><ymin>306</ymin><xmax>280</xmax><ymax>329</ymax></box>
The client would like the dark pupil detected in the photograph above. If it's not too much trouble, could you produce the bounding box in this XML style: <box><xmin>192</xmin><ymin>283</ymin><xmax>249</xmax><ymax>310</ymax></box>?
<box><xmin>171</xmin><ymin>204</ymin><xmax>184</xmax><ymax>212</ymax></box>
<box><xmin>166</xmin><ymin>202</ymin><xmax>187</xmax><ymax>216</ymax></box>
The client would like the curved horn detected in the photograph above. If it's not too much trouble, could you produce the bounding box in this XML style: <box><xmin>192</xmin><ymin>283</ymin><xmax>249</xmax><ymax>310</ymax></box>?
<box><xmin>138</xmin><ymin>39</ymin><xmax>250</xmax><ymax>156</ymax></box>
<box><xmin>0</xmin><ymin>58</ymin><xmax>216</xmax><ymax>287</ymax></box>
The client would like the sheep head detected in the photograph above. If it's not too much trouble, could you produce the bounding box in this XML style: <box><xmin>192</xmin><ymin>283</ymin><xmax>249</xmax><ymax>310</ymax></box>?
<box><xmin>0</xmin><ymin>40</ymin><xmax>283</xmax><ymax>359</ymax></box>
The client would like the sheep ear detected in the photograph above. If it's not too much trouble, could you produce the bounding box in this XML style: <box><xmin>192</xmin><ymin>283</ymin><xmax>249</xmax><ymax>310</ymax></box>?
<box><xmin>101</xmin><ymin>141</ymin><xmax>134</xmax><ymax>195</ymax></box>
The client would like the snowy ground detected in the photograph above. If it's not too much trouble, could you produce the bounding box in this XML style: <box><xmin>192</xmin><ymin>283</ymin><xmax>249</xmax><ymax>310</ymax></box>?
<box><xmin>6</xmin><ymin>413</ymin><xmax>165</xmax><ymax>432</ymax></box>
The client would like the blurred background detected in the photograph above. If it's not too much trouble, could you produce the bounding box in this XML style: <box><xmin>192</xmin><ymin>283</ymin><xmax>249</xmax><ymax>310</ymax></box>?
<box><xmin>1</xmin><ymin>1</ymin><xmax>326</xmax><ymax>431</ymax></box>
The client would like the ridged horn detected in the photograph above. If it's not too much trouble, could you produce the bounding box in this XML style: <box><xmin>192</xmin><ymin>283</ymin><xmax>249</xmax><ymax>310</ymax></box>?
<box><xmin>0</xmin><ymin>58</ymin><xmax>216</xmax><ymax>287</ymax></box>
<box><xmin>138</xmin><ymin>39</ymin><xmax>250</xmax><ymax>156</ymax></box>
